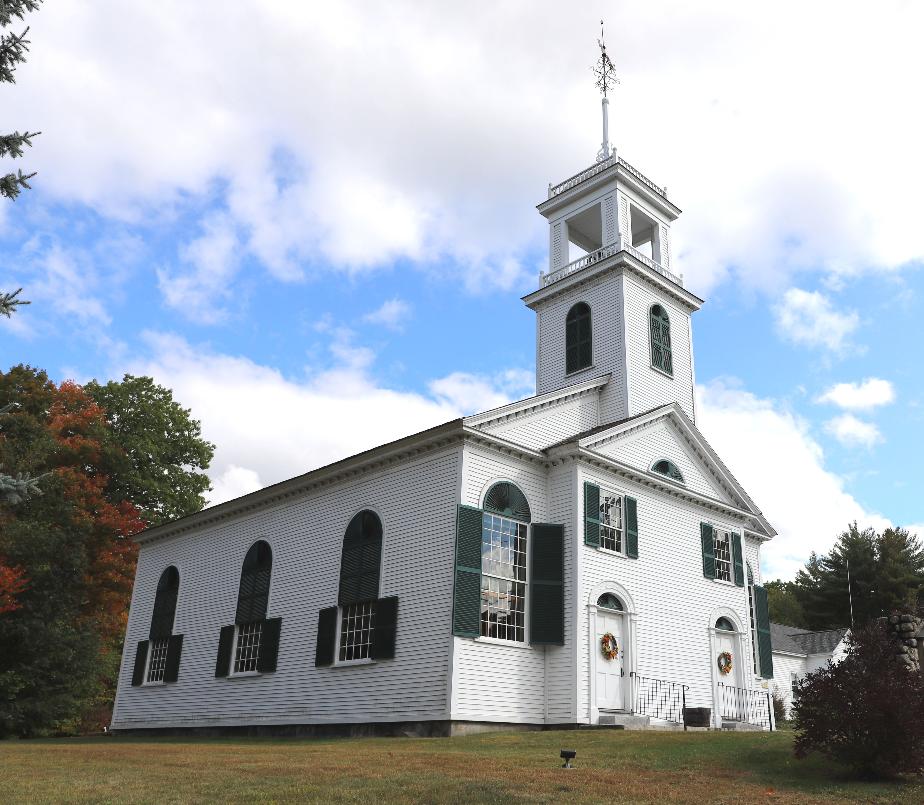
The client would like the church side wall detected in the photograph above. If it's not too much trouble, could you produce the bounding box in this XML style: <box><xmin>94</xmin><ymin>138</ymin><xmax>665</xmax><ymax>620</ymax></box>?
<box><xmin>535</xmin><ymin>274</ymin><xmax>627</xmax><ymax>423</ymax></box>
<box><xmin>770</xmin><ymin>652</ymin><xmax>805</xmax><ymax>718</ymax></box>
<box><xmin>111</xmin><ymin>445</ymin><xmax>461</xmax><ymax>731</ymax></box>
<box><xmin>576</xmin><ymin>463</ymin><xmax>755</xmax><ymax>723</ymax></box>
<box><xmin>477</xmin><ymin>393</ymin><xmax>599</xmax><ymax>451</ymax></box>
<box><xmin>450</xmin><ymin>446</ymin><xmax>550</xmax><ymax>723</ymax></box>
<box><xmin>622</xmin><ymin>274</ymin><xmax>695</xmax><ymax>420</ymax></box>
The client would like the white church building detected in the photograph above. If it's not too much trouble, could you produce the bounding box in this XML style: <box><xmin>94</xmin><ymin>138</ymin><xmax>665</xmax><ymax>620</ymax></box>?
<box><xmin>112</xmin><ymin>52</ymin><xmax>780</xmax><ymax>734</ymax></box>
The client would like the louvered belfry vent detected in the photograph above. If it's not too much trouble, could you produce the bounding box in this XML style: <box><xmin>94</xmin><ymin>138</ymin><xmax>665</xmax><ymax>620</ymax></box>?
<box><xmin>483</xmin><ymin>482</ymin><xmax>531</xmax><ymax>523</ymax></box>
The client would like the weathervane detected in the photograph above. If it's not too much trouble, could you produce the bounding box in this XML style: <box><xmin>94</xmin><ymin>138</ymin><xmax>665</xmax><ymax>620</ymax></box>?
<box><xmin>593</xmin><ymin>20</ymin><xmax>619</xmax><ymax>162</ymax></box>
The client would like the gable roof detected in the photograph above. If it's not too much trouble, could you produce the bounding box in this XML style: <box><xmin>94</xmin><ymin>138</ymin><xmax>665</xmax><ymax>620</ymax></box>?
<box><xmin>770</xmin><ymin>623</ymin><xmax>809</xmax><ymax>656</ymax></box>
<box><xmin>547</xmin><ymin>402</ymin><xmax>777</xmax><ymax>538</ymax></box>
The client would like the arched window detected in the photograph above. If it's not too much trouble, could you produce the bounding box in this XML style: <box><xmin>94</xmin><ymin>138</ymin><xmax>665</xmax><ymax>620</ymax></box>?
<box><xmin>131</xmin><ymin>566</ymin><xmax>184</xmax><ymax>686</ymax></box>
<box><xmin>484</xmin><ymin>481</ymin><xmax>532</xmax><ymax>523</ymax></box>
<box><xmin>481</xmin><ymin>481</ymin><xmax>530</xmax><ymax>642</ymax></box>
<box><xmin>565</xmin><ymin>302</ymin><xmax>592</xmax><ymax>374</ymax></box>
<box><xmin>651</xmin><ymin>459</ymin><xmax>684</xmax><ymax>483</ymax></box>
<box><xmin>338</xmin><ymin>510</ymin><xmax>383</xmax><ymax>661</ymax></box>
<box><xmin>597</xmin><ymin>593</ymin><xmax>623</xmax><ymax>611</ymax></box>
<box><xmin>715</xmin><ymin>617</ymin><xmax>736</xmax><ymax>632</ymax></box>
<box><xmin>649</xmin><ymin>304</ymin><xmax>673</xmax><ymax>375</ymax></box>
<box><xmin>215</xmin><ymin>540</ymin><xmax>281</xmax><ymax>678</ymax></box>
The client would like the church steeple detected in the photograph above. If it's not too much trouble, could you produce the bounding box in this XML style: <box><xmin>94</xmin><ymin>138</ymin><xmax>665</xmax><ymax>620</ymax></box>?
<box><xmin>523</xmin><ymin>32</ymin><xmax>703</xmax><ymax>424</ymax></box>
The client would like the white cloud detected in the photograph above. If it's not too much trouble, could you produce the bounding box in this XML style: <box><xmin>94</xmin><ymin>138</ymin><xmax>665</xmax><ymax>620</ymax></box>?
<box><xmin>123</xmin><ymin>332</ymin><xmax>531</xmax><ymax>507</ymax></box>
<box><xmin>824</xmin><ymin>413</ymin><xmax>882</xmax><ymax>449</ymax></box>
<box><xmin>816</xmin><ymin>378</ymin><xmax>895</xmax><ymax>410</ymax></box>
<box><xmin>696</xmin><ymin>379</ymin><xmax>889</xmax><ymax>580</ymax></box>
<box><xmin>363</xmin><ymin>298</ymin><xmax>411</xmax><ymax>331</ymax></box>
<box><xmin>773</xmin><ymin>288</ymin><xmax>859</xmax><ymax>352</ymax></box>
<box><xmin>11</xmin><ymin>1</ymin><xmax>924</xmax><ymax>297</ymax></box>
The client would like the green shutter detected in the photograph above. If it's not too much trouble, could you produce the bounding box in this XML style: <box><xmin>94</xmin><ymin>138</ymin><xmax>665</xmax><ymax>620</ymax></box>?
<box><xmin>164</xmin><ymin>635</ymin><xmax>183</xmax><ymax>683</ymax></box>
<box><xmin>731</xmin><ymin>533</ymin><xmax>744</xmax><ymax>587</ymax></box>
<box><xmin>700</xmin><ymin>522</ymin><xmax>715</xmax><ymax>579</ymax></box>
<box><xmin>372</xmin><ymin>596</ymin><xmax>399</xmax><ymax>659</ymax></box>
<box><xmin>529</xmin><ymin>523</ymin><xmax>564</xmax><ymax>645</ymax></box>
<box><xmin>624</xmin><ymin>496</ymin><xmax>639</xmax><ymax>559</ymax></box>
<box><xmin>214</xmin><ymin>625</ymin><xmax>234</xmax><ymax>677</ymax></box>
<box><xmin>754</xmin><ymin>585</ymin><xmax>774</xmax><ymax>678</ymax></box>
<box><xmin>452</xmin><ymin>505</ymin><xmax>483</xmax><ymax>637</ymax></box>
<box><xmin>131</xmin><ymin>640</ymin><xmax>149</xmax><ymax>686</ymax></box>
<box><xmin>257</xmin><ymin>617</ymin><xmax>282</xmax><ymax>673</ymax></box>
<box><xmin>584</xmin><ymin>482</ymin><xmax>600</xmax><ymax>547</ymax></box>
<box><xmin>315</xmin><ymin>607</ymin><xmax>338</xmax><ymax>666</ymax></box>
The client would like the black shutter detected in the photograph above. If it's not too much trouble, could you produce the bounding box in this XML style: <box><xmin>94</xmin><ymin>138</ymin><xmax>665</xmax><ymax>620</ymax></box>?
<box><xmin>731</xmin><ymin>533</ymin><xmax>744</xmax><ymax>587</ymax></box>
<box><xmin>624</xmin><ymin>496</ymin><xmax>639</xmax><ymax>559</ymax></box>
<box><xmin>215</xmin><ymin>625</ymin><xmax>235</xmax><ymax>677</ymax></box>
<box><xmin>371</xmin><ymin>596</ymin><xmax>399</xmax><ymax>660</ymax></box>
<box><xmin>315</xmin><ymin>606</ymin><xmax>338</xmax><ymax>666</ymax></box>
<box><xmin>257</xmin><ymin>617</ymin><xmax>282</xmax><ymax>673</ymax></box>
<box><xmin>149</xmin><ymin>584</ymin><xmax>178</xmax><ymax>640</ymax></box>
<box><xmin>529</xmin><ymin>523</ymin><xmax>564</xmax><ymax>645</ymax></box>
<box><xmin>583</xmin><ymin>482</ymin><xmax>600</xmax><ymax>547</ymax></box>
<box><xmin>236</xmin><ymin>563</ymin><xmax>270</xmax><ymax>624</ymax></box>
<box><xmin>700</xmin><ymin>522</ymin><xmax>715</xmax><ymax>579</ymax></box>
<box><xmin>452</xmin><ymin>505</ymin><xmax>483</xmax><ymax>638</ymax></box>
<box><xmin>339</xmin><ymin>513</ymin><xmax>383</xmax><ymax>606</ymax></box>
<box><xmin>754</xmin><ymin>585</ymin><xmax>774</xmax><ymax>678</ymax></box>
<box><xmin>131</xmin><ymin>640</ymin><xmax>149</xmax><ymax>686</ymax></box>
<box><xmin>164</xmin><ymin>634</ymin><xmax>184</xmax><ymax>683</ymax></box>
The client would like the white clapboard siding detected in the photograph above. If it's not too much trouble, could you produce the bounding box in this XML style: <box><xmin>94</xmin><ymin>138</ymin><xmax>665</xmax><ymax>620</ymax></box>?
<box><xmin>769</xmin><ymin>652</ymin><xmax>804</xmax><ymax>718</ymax></box>
<box><xmin>623</xmin><ymin>274</ymin><xmax>695</xmax><ymax>421</ymax></box>
<box><xmin>535</xmin><ymin>274</ymin><xmax>628</xmax><ymax>424</ymax></box>
<box><xmin>744</xmin><ymin>537</ymin><xmax>762</xmax><ymax>586</ymax></box>
<box><xmin>112</xmin><ymin>446</ymin><xmax>462</xmax><ymax>730</ymax></box>
<box><xmin>576</xmin><ymin>463</ymin><xmax>756</xmax><ymax>721</ymax></box>
<box><xmin>589</xmin><ymin>418</ymin><xmax>733</xmax><ymax>503</ymax></box>
<box><xmin>450</xmin><ymin>446</ymin><xmax>550</xmax><ymax>723</ymax></box>
<box><xmin>477</xmin><ymin>394</ymin><xmax>600</xmax><ymax>451</ymax></box>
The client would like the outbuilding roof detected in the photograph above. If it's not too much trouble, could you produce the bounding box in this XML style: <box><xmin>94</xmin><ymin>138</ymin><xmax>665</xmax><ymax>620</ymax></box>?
<box><xmin>770</xmin><ymin>622</ymin><xmax>848</xmax><ymax>656</ymax></box>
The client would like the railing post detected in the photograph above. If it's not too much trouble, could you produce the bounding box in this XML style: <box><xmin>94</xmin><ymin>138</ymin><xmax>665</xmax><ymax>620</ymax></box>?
<box><xmin>681</xmin><ymin>686</ymin><xmax>687</xmax><ymax>732</ymax></box>
<box><xmin>767</xmin><ymin>691</ymin><xmax>774</xmax><ymax>731</ymax></box>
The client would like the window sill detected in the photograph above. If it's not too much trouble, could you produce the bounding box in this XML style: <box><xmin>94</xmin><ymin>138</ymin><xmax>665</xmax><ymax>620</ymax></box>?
<box><xmin>712</xmin><ymin>577</ymin><xmax>735</xmax><ymax>587</ymax></box>
<box><xmin>474</xmin><ymin>636</ymin><xmax>531</xmax><ymax>649</ymax></box>
<box><xmin>141</xmin><ymin>680</ymin><xmax>166</xmax><ymax>687</ymax></box>
<box><xmin>228</xmin><ymin>670</ymin><xmax>262</xmax><ymax>679</ymax></box>
<box><xmin>649</xmin><ymin>364</ymin><xmax>674</xmax><ymax>380</ymax></box>
<box><xmin>565</xmin><ymin>364</ymin><xmax>595</xmax><ymax>378</ymax></box>
<box><xmin>596</xmin><ymin>546</ymin><xmax>629</xmax><ymax>560</ymax></box>
<box><xmin>334</xmin><ymin>658</ymin><xmax>376</xmax><ymax>668</ymax></box>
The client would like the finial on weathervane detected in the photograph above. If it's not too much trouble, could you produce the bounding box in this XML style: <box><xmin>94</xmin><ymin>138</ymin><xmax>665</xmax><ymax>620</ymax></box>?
<box><xmin>593</xmin><ymin>20</ymin><xmax>619</xmax><ymax>162</ymax></box>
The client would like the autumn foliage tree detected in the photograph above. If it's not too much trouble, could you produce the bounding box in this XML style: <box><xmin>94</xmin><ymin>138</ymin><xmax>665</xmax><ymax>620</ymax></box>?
<box><xmin>0</xmin><ymin>365</ymin><xmax>212</xmax><ymax>735</ymax></box>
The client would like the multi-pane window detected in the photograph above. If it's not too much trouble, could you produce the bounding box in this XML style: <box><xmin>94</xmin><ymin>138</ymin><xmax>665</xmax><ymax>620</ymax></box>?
<box><xmin>713</xmin><ymin>530</ymin><xmax>732</xmax><ymax>582</ymax></box>
<box><xmin>650</xmin><ymin>304</ymin><xmax>673</xmax><ymax>375</ymax></box>
<box><xmin>565</xmin><ymin>302</ymin><xmax>592</xmax><ymax>374</ymax></box>
<box><xmin>651</xmin><ymin>459</ymin><xmax>684</xmax><ymax>483</ymax></box>
<box><xmin>599</xmin><ymin>492</ymin><xmax>623</xmax><ymax>552</ymax></box>
<box><xmin>747</xmin><ymin>563</ymin><xmax>759</xmax><ymax>674</ymax></box>
<box><xmin>480</xmin><ymin>512</ymin><xmax>527</xmax><ymax>643</ymax></box>
<box><xmin>790</xmin><ymin>672</ymin><xmax>800</xmax><ymax>700</ymax></box>
<box><xmin>234</xmin><ymin>620</ymin><xmax>263</xmax><ymax>673</ymax></box>
<box><xmin>146</xmin><ymin>638</ymin><xmax>169</xmax><ymax>683</ymax></box>
<box><xmin>339</xmin><ymin>601</ymin><xmax>376</xmax><ymax>661</ymax></box>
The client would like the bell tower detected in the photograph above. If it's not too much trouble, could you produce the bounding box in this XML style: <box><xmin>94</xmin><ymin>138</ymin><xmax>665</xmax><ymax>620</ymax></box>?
<box><xmin>522</xmin><ymin>29</ymin><xmax>703</xmax><ymax>424</ymax></box>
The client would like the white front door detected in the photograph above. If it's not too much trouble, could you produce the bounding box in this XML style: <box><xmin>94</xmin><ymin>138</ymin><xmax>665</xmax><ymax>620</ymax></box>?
<box><xmin>712</xmin><ymin>629</ymin><xmax>742</xmax><ymax>719</ymax></box>
<box><xmin>595</xmin><ymin>610</ymin><xmax>625</xmax><ymax>711</ymax></box>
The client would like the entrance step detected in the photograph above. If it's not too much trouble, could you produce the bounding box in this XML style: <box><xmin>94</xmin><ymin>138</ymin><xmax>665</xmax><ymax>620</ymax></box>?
<box><xmin>721</xmin><ymin>720</ymin><xmax>765</xmax><ymax>731</ymax></box>
<box><xmin>597</xmin><ymin>713</ymin><xmax>651</xmax><ymax>729</ymax></box>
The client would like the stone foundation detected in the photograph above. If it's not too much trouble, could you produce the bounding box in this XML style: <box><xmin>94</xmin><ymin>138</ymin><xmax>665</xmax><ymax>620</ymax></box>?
<box><xmin>886</xmin><ymin>613</ymin><xmax>923</xmax><ymax>672</ymax></box>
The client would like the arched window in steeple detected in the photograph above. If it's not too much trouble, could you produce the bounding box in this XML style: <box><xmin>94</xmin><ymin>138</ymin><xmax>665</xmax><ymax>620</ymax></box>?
<box><xmin>649</xmin><ymin>304</ymin><xmax>673</xmax><ymax>375</ymax></box>
<box><xmin>566</xmin><ymin>302</ymin><xmax>592</xmax><ymax>374</ymax></box>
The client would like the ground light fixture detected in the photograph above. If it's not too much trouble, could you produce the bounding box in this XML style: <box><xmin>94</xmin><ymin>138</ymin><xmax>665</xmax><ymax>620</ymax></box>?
<box><xmin>560</xmin><ymin>749</ymin><xmax>576</xmax><ymax>768</ymax></box>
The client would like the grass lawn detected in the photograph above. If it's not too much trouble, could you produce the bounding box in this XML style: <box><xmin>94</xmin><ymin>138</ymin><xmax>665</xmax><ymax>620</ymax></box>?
<box><xmin>1</xmin><ymin>729</ymin><xmax>921</xmax><ymax>804</ymax></box>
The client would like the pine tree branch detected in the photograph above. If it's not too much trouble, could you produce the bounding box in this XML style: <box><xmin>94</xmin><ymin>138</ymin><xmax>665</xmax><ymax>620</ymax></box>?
<box><xmin>0</xmin><ymin>130</ymin><xmax>39</xmax><ymax>158</ymax></box>
<box><xmin>0</xmin><ymin>168</ymin><xmax>35</xmax><ymax>199</ymax></box>
<box><xmin>0</xmin><ymin>288</ymin><xmax>30</xmax><ymax>316</ymax></box>
<box><xmin>0</xmin><ymin>26</ymin><xmax>31</xmax><ymax>83</ymax></box>
<box><xmin>0</xmin><ymin>468</ymin><xmax>45</xmax><ymax>504</ymax></box>
<box><xmin>0</xmin><ymin>1</ymin><xmax>42</xmax><ymax>28</ymax></box>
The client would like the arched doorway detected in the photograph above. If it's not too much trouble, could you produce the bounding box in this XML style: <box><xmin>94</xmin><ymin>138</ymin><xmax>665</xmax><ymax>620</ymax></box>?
<box><xmin>588</xmin><ymin>584</ymin><xmax>636</xmax><ymax>720</ymax></box>
<box><xmin>709</xmin><ymin>611</ymin><xmax>745</xmax><ymax>725</ymax></box>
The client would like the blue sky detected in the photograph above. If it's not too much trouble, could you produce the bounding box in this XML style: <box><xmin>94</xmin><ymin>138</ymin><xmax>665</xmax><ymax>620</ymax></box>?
<box><xmin>2</xmin><ymin>1</ymin><xmax>922</xmax><ymax>579</ymax></box>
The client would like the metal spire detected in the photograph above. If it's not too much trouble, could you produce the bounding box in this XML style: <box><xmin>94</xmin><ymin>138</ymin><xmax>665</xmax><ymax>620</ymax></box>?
<box><xmin>593</xmin><ymin>20</ymin><xmax>619</xmax><ymax>162</ymax></box>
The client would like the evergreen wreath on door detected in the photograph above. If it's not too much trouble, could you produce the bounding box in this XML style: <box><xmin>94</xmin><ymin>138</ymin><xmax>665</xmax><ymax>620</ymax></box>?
<box><xmin>600</xmin><ymin>632</ymin><xmax>619</xmax><ymax>660</ymax></box>
<box><xmin>717</xmin><ymin>651</ymin><xmax>733</xmax><ymax>675</ymax></box>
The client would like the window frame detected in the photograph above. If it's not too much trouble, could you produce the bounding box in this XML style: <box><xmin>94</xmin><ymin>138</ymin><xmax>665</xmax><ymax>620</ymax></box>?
<box><xmin>565</xmin><ymin>302</ymin><xmax>593</xmax><ymax>376</ymax></box>
<box><xmin>478</xmin><ymin>510</ymin><xmax>529</xmax><ymax>646</ymax></box>
<box><xmin>597</xmin><ymin>488</ymin><xmax>625</xmax><ymax>556</ymax></box>
<box><xmin>230</xmin><ymin>620</ymin><xmax>264</xmax><ymax>676</ymax></box>
<box><xmin>747</xmin><ymin>563</ymin><xmax>759</xmax><ymax>675</ymax></box>
<box><xmin>649</xmin><ymin>304</ymin><xmax>673</xmax><ymax>377</ymax></box>
<box><xmin>335</xmin><ymin>509</ymin><xmax>384</xmax><ymax>665</ymax></box>
<box><xmin>712</xmin><ymin>528</ymin><xmax>733</xmax><ymax>583</ymax></box>
<box><xmin>650</xmin><ymin>458</ymin><xmax>684</xmax><ymax>484</ymax></box>
<box><xmin>337</xmin><ymin>600</ymin><xmax>377</xmax><ymax>664</ymax></box>
<box><xmin>142</xmin><ymin>637</ymin><xmax>170</xmax><ymax>686</ymax></box>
